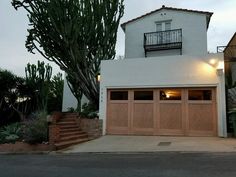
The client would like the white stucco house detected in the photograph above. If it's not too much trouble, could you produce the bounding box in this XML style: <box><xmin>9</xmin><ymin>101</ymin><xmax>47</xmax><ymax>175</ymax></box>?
<box><xmin>63</xmin><ymin>6</ymin><xmax>227</xmax><ymax>137</ymax></box>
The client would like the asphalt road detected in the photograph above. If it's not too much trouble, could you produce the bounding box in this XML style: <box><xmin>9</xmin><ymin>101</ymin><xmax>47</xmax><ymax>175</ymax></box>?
<box><xmin>1</xmin><ymin>152</ymin><xmax>236</xmax><ymax>177</ymax></box>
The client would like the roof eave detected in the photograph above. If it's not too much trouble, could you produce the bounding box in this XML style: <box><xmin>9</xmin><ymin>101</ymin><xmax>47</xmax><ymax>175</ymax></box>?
<box><xmin>121</xmin><ymin>6</ymin><xmax>214</xmax><ymax>32</ymax></box>
<box><xmin>206</xmin><ymin>12</ymin><xmax>214</xmax><ymax>29</ymax></box>
<box><xmin>224</xmin><ymin>32</ymin><xmax>236</xmax><ymax>52</ymax></box>
<box><xmin>121</xmin><ymin>23</ymin><xmax>125</xmax><ymax>32</ymax></box>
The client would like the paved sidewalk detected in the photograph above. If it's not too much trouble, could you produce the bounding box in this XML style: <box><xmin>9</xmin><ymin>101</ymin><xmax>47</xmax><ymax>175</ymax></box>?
<box><xmin>60</xmin><ymin>135</ymin><xmax>236</xmax><ymax>153</ymax></box>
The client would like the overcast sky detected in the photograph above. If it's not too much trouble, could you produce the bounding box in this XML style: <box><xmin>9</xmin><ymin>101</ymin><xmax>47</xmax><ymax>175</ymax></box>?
<box><xmin>0</xmin><ymin>0</ymin><xmax>236</xmax><ymax>76</ymax></box>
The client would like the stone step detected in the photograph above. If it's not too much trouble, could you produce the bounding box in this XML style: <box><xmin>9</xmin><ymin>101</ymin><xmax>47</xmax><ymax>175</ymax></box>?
<box><xmin>51</xmin><ymin>113</ymin><xmax>90</xmax><ymax>150</ymax></box>
<box><xmin>59</xmin><ymin>125</ymin><xmax>79</xmax><ymax>129</ymax></box>
<box><xmin>60</xmin><ymin>128</ymin><xmax>82</xmax><ymax>133</ymax></box>
<box><xmin>55</xmin><ymin>138</ymin><xmax>89</xmax><ymax>150</ymax></box>
<box><xmin>59</xmin><ymin>118</ymin><xmax>77</xmax><ymax>122</ymax></box>
<box><xmin>59</xmin><ymin>134</ymin><xmax>88</xmax><ymax>142</ymax></box>
<box><xmin>62</xmin><ymin>114</ymin><xmax>79</xmax><ymax>118</ymax></box>
<box><xmin>57</xmin><ymin>121</ymin><xmax>77</xmax><ymax>126</ymax></box>
<box><xmin>60</xmin><ymin>130</ymin><xmax>86</xmax><ymax>137</ymax></box>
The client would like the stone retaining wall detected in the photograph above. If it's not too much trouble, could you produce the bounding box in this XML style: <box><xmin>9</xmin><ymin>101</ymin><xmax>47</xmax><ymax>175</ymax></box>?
<box><xmin>78</xmin><ymin>118</ymin><xmax>103</xmax><ymax>140</ymax></box>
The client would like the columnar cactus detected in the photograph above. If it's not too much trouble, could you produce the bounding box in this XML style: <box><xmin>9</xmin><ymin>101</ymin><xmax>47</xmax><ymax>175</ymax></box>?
<box><xmin>25</xmin><ymin>61</ymin><xmax>52</xmax><ymax>111</ymax></box>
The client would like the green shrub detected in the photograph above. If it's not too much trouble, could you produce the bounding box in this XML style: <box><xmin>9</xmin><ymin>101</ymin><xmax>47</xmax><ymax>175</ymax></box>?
<box><xmin>0</xmin><ymin>122</ymin><xmax>22</xmax><ymax>144</ymax></box>
<box><xmin>67</xmin><ymin>103</ymin><xmax>99</xmax><ymax>119</ymax></box>
<box><xmin>0</xmin><ymin>127</ymin><xmax>5</xmax><ymax>143</ymax></box>
<box><xmin>23</xmin><ymin>111</ymin><xmax>48</xmax><ymax>144</ymax></box>
<box><xmin>67</xmin><ymin>107</ymin><xmax>76</xmax><ymax>113</ymax></box>
<box><xmin>0</xmin><ymin>134</ymin><xmax>4</xmax><ymax>144</ymax></box>
<box><xmin>80</xmin><ymin>103</ymin><xmax>98</xmax><ymax>119</ymax></box>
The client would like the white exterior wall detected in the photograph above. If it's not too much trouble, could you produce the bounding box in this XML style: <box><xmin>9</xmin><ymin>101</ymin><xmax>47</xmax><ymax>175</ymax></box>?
<box><xmin>62</xmin><ymin>78</ymin><xmax>78</xmax><ymax>112</ymax></box>
<box><xmin>99</xmin><ymin>53</ymin><xmax>227</xmax><ymax>137</ymax></box>
<box><xmin>62</xmin><ymin>75</ymin><xmax>89</xmax><ymax>112</ymax></box>
<box><xmin>124</xmin><ymin>9</ymin><xmax>208</xmax><ymax>58</ymax></box>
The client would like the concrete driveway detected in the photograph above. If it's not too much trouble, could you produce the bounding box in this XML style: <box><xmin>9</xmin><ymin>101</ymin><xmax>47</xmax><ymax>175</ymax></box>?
<box><xmin>60</xmin><ymin>135</ymin><xmax>236</xmax><ymax>153</ymax></box>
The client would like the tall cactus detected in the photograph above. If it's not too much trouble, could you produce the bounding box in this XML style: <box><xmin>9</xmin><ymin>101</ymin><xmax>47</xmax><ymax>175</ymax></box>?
<box><xmin>25</xmin><ymin>61</ymin><xmax>52</xmax><ymax>111</ymax></box>
<box><xmin>12</xmin><ymin>0</ymin><xmax>124</xmax><ymax>109</ymax></box>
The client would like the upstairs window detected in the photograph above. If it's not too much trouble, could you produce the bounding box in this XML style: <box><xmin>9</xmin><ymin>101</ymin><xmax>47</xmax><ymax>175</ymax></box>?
<box><xmin>156</xmin><ymin>23</ymin><xmax>162</xmax><ymax>32</ymax></box>
<box><xmin>156</xmin><ymin>20</ymin><xmax>172</xmax><ymax>31</ymax></box>
<box><xmin>155</xmin><ymin>20</ymin><xmax>172</xmax><ymax>44</ymax></box>
<box><xmin>165</xmin><ymin>21</ymin><xmax>171</xmax><ymax>31</ymax></box>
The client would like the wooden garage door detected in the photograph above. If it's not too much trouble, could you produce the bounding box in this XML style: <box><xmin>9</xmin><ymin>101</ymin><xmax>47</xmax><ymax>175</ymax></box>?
<box><xmin>107</xmin><ymin>90</ymin><xmax>130</xmax><ymax>134</ymax></box>
<box><xmin>107</xmin><ymin>88</ymin><xmax>217</xmax><ymax>136</ymax></box>
<box><xmin>131</xmin><ymin>90</ymin><xmax>155</xmax><ymax>135</ymax></box>
<box><xmin>158</xmin><ymin>89</ymin><xmax>185</xmax><ymax>136</ymax></box>
<box><xmin>186</xmin><ymin>88</ymin><xmax>217</xmax><ymax>136</ymax></box>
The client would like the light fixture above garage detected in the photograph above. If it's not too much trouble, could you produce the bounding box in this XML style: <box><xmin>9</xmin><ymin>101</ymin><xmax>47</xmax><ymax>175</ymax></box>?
<box><xmin>209</xmin><ymin>59</ymin><xmax>224</xmax><ymax>70</ymax></box>
<box><xmin>209</xmin><ymin>59</ymin><xmax>218</xmax><ymax>66</ymax></box>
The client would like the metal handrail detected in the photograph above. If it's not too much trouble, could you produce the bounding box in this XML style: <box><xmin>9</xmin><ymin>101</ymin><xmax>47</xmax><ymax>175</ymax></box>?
<box><xmin>144</xmin><ymin>29</ymin><xmax>182</xmax><ymax>46</ymax></box>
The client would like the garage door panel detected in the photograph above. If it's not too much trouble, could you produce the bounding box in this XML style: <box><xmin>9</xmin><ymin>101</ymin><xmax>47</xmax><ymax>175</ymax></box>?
<box><xmin>133</xmin><ymin>103</ymin><xmax>154</xmax><ymax>129</ymax></box>
<box><xmin>188</xmin><ymin>104</ymin><xmax>214</xmax><ymax>132</ymax></box>
<box><xmin>159</xmin><ymin>103</ymin><xmax>183</xmax><ymax>130</ymax></box>
<box><xmin>108</xmin><ymin>103</ymin><xmax>129</xmax><ymax>128</ymax></box>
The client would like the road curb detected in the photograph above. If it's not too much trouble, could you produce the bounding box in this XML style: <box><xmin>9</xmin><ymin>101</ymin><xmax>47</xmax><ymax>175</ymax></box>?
<box><xmin>53</xmin><ymin>150</ymin><xmax>236</xmax><ymax>155</ymax></box>
<box><xmin>0</xmin><ymin>151</ymin><xmax>52</xmax><ymax>155</ymax></box>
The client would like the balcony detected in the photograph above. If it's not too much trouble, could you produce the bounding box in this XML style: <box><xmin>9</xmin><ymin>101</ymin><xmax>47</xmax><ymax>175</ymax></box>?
<box><xmin>144</xmin><ymin>29</ymin><xmax>182</xmax><ymax>57</ymax></box>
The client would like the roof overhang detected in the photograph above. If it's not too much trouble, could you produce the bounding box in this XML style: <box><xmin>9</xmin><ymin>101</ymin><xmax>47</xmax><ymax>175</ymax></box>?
<box><xmin>224</xmin><ymin>33</ymin><xmax>236</xmax><ymax>62</ymax></box>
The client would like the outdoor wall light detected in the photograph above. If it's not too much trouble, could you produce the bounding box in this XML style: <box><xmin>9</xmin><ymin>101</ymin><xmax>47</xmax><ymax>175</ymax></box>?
<box><xmin>209</xmin><ymin>59</ymin><xmax>218</xmax><ymax>66</ymax></box>
<box><xmin>209</xmin><ymin>59</ymin><xmax>224</xmax><ymax>70</ymax></box>
<box><xmin>97</xmin><ymin>74</ymin><xmax>101</xmax><ymax>82</ymax></box>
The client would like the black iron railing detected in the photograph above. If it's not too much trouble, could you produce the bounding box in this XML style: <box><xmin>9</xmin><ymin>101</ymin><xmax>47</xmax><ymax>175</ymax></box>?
<box><xmin>217</xmin><ymin>46</ymin><xmax>226</xmax><ymax>53</ymax></box>
<box><xmin>144</xmin><ymin>29</ymin><xmax>182</xmax><ymax>56</ymax></box>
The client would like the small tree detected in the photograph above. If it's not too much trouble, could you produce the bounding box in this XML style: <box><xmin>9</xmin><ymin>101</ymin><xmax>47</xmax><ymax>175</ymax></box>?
<box><xmin>0</xmin><ymin>69</ymin><xmax>24</xmax><ymax>123</ymax></box>
<box><xmin>0</xmin><ymin>69</ymin><xmax>19</xmax><ymax>109</ymax></box>
<box><xmin>12</xmin><ymin>0</ymin><xmax>124</xmax><ymax>109</ymax></box>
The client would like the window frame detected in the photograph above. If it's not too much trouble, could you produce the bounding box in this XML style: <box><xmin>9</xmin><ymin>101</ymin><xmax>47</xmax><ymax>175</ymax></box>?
<box><xmin>109</xmin><ymin>90</ymin><xmax>129</xmax><ymax>101</ymax></box>
<box><xmin>188</xmin><ymin>89</ymin><xmax>212</xmax><ymax>101</ymax></box>
<box><xmin>134</xmin><ymin>90</ymin><xmax>154</xmax><ymax>101</ymax></box>
<box><xmin>165</xmin><ymin>21</ymin><xmax>171</xmax><ymax>31</ymax></box>
<box><xmin>187</xmin><ymin>88</ymin><xmax>214</xmax><ymax>104</ymax></box>
<box><xmin>156</xmin><ymin>23</ymin><xmax>162</xmax><ymax>32</ymax></box>
<box><xmin>155</xmin><ymin>20</ymin><xmax>172</xmax><ymax>32</ymax></box>
<box><xmin>159</xmin><ymin>89</ymin><xmax>182</xmax><ymax>101</ymax></box>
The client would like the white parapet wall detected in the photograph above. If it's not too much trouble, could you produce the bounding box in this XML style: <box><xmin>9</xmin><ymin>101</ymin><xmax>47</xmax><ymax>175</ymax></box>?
<box><xmin>62</xmin><ymin>78</ymin><xmax>78</xmax><ymax>112</ymax></box>
<box><xmin>62</xmin><ymin>74</ymin><xmax>89</xmax><ymax>112</ymax></box>
<box><xmin>99</xmin><ymin>53</ymin><xmax>227</xmax><ymax>137</ymax></box>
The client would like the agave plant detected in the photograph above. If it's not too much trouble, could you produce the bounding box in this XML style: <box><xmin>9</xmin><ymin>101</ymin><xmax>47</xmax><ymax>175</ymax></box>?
<box><xmin>0</xmin><ymin>122</ymin><xmax>22</xmax><ymax>143</ymax></box>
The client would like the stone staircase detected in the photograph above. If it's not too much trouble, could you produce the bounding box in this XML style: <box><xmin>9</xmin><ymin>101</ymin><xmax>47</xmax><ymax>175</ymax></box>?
<box><xmin>53</xmin><ymin>113</ymin><xmax>89</xmax><ymax>150</ymax></box>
